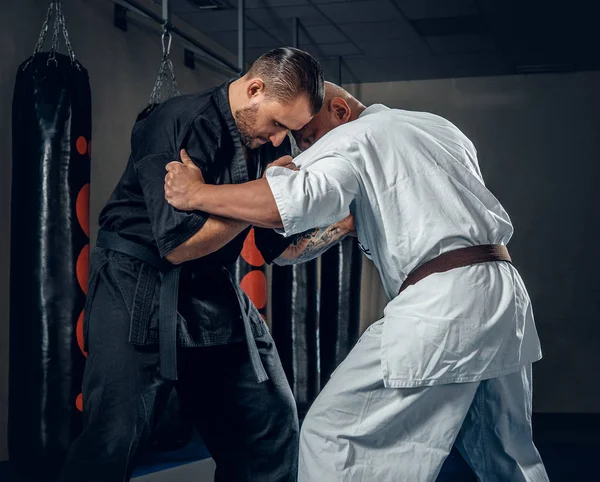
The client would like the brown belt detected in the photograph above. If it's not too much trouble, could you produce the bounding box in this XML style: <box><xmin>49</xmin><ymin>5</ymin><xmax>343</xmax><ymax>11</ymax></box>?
<box><xmin>399</xmin><ymin>244</ymin><xmax>512</xmax><ymax>294</ymax></box>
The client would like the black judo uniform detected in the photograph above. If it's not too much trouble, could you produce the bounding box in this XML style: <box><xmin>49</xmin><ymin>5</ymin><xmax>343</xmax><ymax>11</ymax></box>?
<box><xmin>59</xmin><ymin>80</ymin><xmax>297</xmax><ymax>482</ymax></box>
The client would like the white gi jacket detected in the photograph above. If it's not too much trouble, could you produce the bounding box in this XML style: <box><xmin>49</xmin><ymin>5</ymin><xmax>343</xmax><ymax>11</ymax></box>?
<box><xmin>266</xmin><ymin>104</ymin><xmax>542</xmax><ymax>388</ymax></box>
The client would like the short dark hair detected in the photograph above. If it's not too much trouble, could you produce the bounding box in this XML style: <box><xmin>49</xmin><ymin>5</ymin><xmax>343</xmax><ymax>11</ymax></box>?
<box><xmin>247</xmin><ymin>47</ymin><xmax>324</xmax><ymax>115</ymax></box>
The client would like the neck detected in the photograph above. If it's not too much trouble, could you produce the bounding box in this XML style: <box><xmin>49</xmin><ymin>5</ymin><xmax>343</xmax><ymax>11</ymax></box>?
<box><xmin>350</xmin><ymin>102</ymin><xmax>367</xmax><ymax>121</ymax></box>
<box><xmin>228</xmin><ymin>76</ymin><xmax>247</xmax><ymax>115</ymax></box>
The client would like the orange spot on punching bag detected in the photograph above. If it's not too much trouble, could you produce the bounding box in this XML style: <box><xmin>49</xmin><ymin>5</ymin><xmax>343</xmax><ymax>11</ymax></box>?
<box><xmin>76</xmin><ymin>183</ymin><xmax>90</xmax><ymax>237</ymax></box>
<box><xmin>240</xmin><ymin>270</ymin><xmax>267</xmax><ymax>310</ymax></box>
<box><xmin>76</xmin><ymin>136</ymin><xmax>87</xmax><ymax>156</ymax></box>
<box><xmin>76</xmin><ymin>245</ymin><xmax>89</xmax><ymax>294</ymax></box>
<box><xmin>76</xmin><ymin>310</ymin><xmax>87</xmax><ymax>357</ymax></box>
<box><xmin>238</xmin><ymin>228</ymin><xmax>267</xmax><ymax>324</ymax></box>
<box><xmin>241</xmin><ymin>228</ymin><xmax>265</xmax><ymax>267</ymax></box>
<box><xmin>74</xmin><ymin>144</ymin><xmax>90</xmax><ymax>416</ymax></box>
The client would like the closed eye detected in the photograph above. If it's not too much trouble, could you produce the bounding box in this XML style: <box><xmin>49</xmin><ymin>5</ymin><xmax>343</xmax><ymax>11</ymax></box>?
<box><xmin>274</xmin><ymin>119</ymin><xmax>292</xmax><ymax>130</ymax></box>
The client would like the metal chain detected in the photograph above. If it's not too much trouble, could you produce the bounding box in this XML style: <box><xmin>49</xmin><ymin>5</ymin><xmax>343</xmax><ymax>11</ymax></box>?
<box><xmin>166</xmin><ymin>57</ymin><xmax>180</xmax><ymax>97</ymax></box>
<box><xmin>56</xmin><ymin>0</ymin><xmax>77</xmax><ymax>64</ymax></box>
<box><xmin>48</xmin><ymin>0</ymin><xmax>61</xmax><ymax>65</ymax></box>
<box><xmin>149</xmin><ymin>61</ymin><xmax>166</xmax><ymax>104</ymax></box>
<box><xmin>32</xmin><ymin>1</ymin><xmax>54</xmax><ymax>55</ymax></box>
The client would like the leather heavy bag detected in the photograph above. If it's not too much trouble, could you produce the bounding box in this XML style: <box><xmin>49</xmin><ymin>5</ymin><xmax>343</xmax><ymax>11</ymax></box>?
<box><xmin>9</xmin><ymin>50</ymin><xmax>91</xmax><ymax>476</ymax></box>
<box><xmin>271</xmin><ymin>261</ymin><xmax>320</xmax><ymax>418</ymax></box>
<box><xmin>319</xmin><ymin>237</ymin><xmax>363</xmax><ymax>386</ymax></box>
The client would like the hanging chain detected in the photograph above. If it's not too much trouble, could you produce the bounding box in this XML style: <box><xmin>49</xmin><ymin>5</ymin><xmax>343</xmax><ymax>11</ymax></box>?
<box><xmin>149</xmin><ymin>27</ymin><xmax>180</xmax><ymax>105</ymax></box>
<box><xmin>56</xmin><ymin>0</ymin><xmax>77</xmax><ymax>64</ymax></box>
<box><xmin>25</xmin><ymin>0</ymin><xmax>79</xmax><ymax>70</ymax></box>
<box><xmin>149</xmin><ymin>62</ymin><xmax>166</xmax><ymax>105</ymax></box>
<box><xmin>48</xmin><ymin>0</ymin><xmax>61</xmax><ymax>65</ymax></box>
<box><xmin>167</xmin><ymin>56</ymin><xmax>180</xmax><ymax>97</ymax></box>
<box><xmin>31</xmin><ymin>1</ymin><xmax>54</xmax><ymax>56</ymax></box>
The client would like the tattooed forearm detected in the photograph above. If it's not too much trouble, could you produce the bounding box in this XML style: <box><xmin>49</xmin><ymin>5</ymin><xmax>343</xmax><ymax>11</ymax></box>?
<box><xmin>273</xmin><ymin>219</ymin><xmax>352</xmax><ymax>266</ymax></box>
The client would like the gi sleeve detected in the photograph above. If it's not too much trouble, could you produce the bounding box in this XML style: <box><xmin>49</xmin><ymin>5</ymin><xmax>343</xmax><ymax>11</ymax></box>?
<box><xmin>266</xmin><ymin>155</ymin><xmax>360</xmax><ymax>237</ymax></box>
<box><xmin>253</xmin><ymin>134</ymin><xmax>297</xmax><ymax>263</ymax></box>
<box><xmin>253</xmin><ymin>227</ymin><xmax>295</xmax><ymax>264</ymax></box>
<box><xmin>134</xmin><ymin>152</ymin><xmax>209</xmax><ymax>258</ymax></box>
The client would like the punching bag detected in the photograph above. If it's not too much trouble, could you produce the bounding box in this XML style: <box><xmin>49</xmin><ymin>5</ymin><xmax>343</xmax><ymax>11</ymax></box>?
<box><xmin>237</xmin><ymin>136</ymin><xmax>298</xmax><ymax>327</ymax></box>
<box><xmin>9</xmin><ymin>1</ymin><xmax>91</xmax><ymax>476</ymax></box>
<box><xmin>319</xmin><ymin>237</ymin><xmax>363</xmax><ymax>386</ymax></box>
<box><xmin>271</xmin><ymin>261</ymin><xmax>320</xmax><ymax>418</ymax></box>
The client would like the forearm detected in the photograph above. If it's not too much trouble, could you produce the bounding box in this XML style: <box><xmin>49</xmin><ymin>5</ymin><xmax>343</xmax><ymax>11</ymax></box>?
<box><xmin>273</xmin><ymin>219</ymin><xmax>352</xmax><ymax>266</ymax></box>
<box><xmin>165</xmin><ymin>216</ymin><xmax>249</xmax><ymax>264</ymax></box>
<box><xmin>190</xmin><ymin>179</ymin><xmax>283</xmax><ymax>229</ymax></box>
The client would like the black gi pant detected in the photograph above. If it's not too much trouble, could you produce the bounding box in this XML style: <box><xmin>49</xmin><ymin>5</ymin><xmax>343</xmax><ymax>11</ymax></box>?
<box><xmin>58</xmin><ymin>258</ymin><xmax>299</xmax><ymax>482</ymax></box>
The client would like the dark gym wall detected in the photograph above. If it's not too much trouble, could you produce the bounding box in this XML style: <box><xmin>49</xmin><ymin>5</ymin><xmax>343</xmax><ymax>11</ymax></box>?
<box><xmin>350</xmin><ymin>75</ymin><xmax>600</xmax><ymax>413</ymax></box>
<box><xmin>0</xmin><ymin>0</ymin><xmax>234</xmax><ymax>462</ymax></box>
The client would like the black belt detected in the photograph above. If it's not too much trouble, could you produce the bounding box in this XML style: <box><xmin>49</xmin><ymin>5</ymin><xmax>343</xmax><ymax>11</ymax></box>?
<box><xmin>96</xmin><ymin>230</ymin><xmax>268</xmax><ymax>383</ymax></box>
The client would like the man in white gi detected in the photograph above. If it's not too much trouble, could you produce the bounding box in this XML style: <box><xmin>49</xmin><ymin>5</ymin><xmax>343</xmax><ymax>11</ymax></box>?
<box><xmin>163</xmin><ymin>82</ymin><xmax>549</xmax><ymax>481</ymax></box>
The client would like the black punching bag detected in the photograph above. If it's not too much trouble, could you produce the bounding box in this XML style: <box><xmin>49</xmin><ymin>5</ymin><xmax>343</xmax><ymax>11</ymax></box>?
<box><xmin>319</xmin><ymin>237</ymin><xmax>363</xmax><ymax>386</ymax></box>
<box><xmin>271</xmin><ymin>261</ymin><xmax>320</xmax><ymax>418</ymax></box>
<box><xmin>9</xmin><ymin>2</ymin><xmax>91</xmax><ymax>476</ymax></box>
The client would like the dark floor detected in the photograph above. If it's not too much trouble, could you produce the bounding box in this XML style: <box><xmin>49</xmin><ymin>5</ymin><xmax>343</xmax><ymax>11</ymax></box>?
<box><xmin>1</xmin><ymin>414</ymin><xmax>599</xmax><ymax>481</ymax></box>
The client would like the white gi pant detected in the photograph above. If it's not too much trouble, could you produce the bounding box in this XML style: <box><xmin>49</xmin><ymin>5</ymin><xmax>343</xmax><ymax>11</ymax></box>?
<box><xmin>299</xmin><ymin>320</ymin><xmax>549</xmax><ymax>482</ymax></box>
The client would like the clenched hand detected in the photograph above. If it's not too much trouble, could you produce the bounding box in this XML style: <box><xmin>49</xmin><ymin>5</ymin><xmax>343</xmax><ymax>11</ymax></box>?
<box><xmin>165</xmin><ymin>149</ymin><xmax>204</xmax><ymax>211</ymax></box>
<box><xmin>263</xmin><ymin>155</ymin><xmax>298</xmax><ymax>178</ymax></box>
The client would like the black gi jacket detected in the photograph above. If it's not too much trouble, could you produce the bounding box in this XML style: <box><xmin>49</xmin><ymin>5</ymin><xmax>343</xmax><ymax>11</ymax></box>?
<box><xmin>95</xmin><ymin>80</ymin><xmax>291</xmax><ymax>352</ymax></box>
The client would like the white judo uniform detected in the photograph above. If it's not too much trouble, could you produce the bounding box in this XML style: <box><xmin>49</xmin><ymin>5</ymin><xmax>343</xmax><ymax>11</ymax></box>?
<box><xmin>266</xmin><ymin>104</ymin><xmax>549</xmax><ymax>481</ymax></box>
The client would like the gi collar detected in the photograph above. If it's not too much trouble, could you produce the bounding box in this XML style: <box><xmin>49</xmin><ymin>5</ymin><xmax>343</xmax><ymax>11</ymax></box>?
<box><xmin>214</xmin><ymin>78</ymin><xmax>240</xmax><ymax>140</ymax></box>
<box><xmin>214</xmin><ymin>78</ymin><xmax>250</xmax><ymax>184</ymax></box>
<box><xmin>359</xmin><ymin>104</ymin><xmax>390</xmax><ymax>118</ymax></box>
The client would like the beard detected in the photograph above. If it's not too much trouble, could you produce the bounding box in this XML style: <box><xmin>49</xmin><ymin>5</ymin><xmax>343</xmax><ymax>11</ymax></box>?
<box><xmin>234</xmin><ymin>104</ymin><xmax>265</xmax><ymax>149</ymax></box>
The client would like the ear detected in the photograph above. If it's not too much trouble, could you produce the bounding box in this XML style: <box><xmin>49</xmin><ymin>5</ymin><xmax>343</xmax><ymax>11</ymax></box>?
<box><xmin>247</xmin><ymin>78</ymin><xmax>265</xmax><ymax>99</ymax></box>
<box><xmin>330</xmin><ymin>98</ymin><xmax>352</xmax><ymax>124</ymax></box>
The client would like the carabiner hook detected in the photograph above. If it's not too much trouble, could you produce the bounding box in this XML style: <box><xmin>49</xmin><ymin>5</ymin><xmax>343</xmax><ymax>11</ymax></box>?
<box><xmin>161</xmin><ymin>27</ymin><xmax>173</xmax><ymax>57</ymax></box>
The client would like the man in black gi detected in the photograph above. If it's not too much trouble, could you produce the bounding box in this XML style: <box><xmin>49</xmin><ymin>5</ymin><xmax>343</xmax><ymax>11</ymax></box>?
<box><xmin>59</xmin><ymin>47</ymin><xmax>324</xmax><ymax>482</ymax></box>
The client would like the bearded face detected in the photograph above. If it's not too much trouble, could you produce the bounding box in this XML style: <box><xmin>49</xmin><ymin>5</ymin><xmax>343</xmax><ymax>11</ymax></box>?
<box><xmin>233</xmin><ymin>92</ymin><xmax>314</xmax><ymax>149</ymax></box>
<box><xmin>234</xmin><ymin>104</ymin><xmax>267</xmax><ymax>149</ymax></box>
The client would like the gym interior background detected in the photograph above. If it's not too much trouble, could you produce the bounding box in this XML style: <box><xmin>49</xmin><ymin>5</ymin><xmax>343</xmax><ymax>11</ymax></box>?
<box><xmin>0</xmin><ymin>0</ymin><xmax>599</xmax><ymax>480</ymax></box>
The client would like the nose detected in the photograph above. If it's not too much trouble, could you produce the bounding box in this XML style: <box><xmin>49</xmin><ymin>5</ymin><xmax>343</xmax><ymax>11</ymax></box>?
<box><xmin>269</xmin><ymin>130</ymin><xmax>288</xmax><ymax>147</ymax></box>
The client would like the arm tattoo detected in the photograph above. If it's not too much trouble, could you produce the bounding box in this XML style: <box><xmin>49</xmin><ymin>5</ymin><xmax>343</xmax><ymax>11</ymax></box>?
<box><xmin>273</xmin><ymin>221</ymin><xmax>351</xmax><ymax>266</ymax></box>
